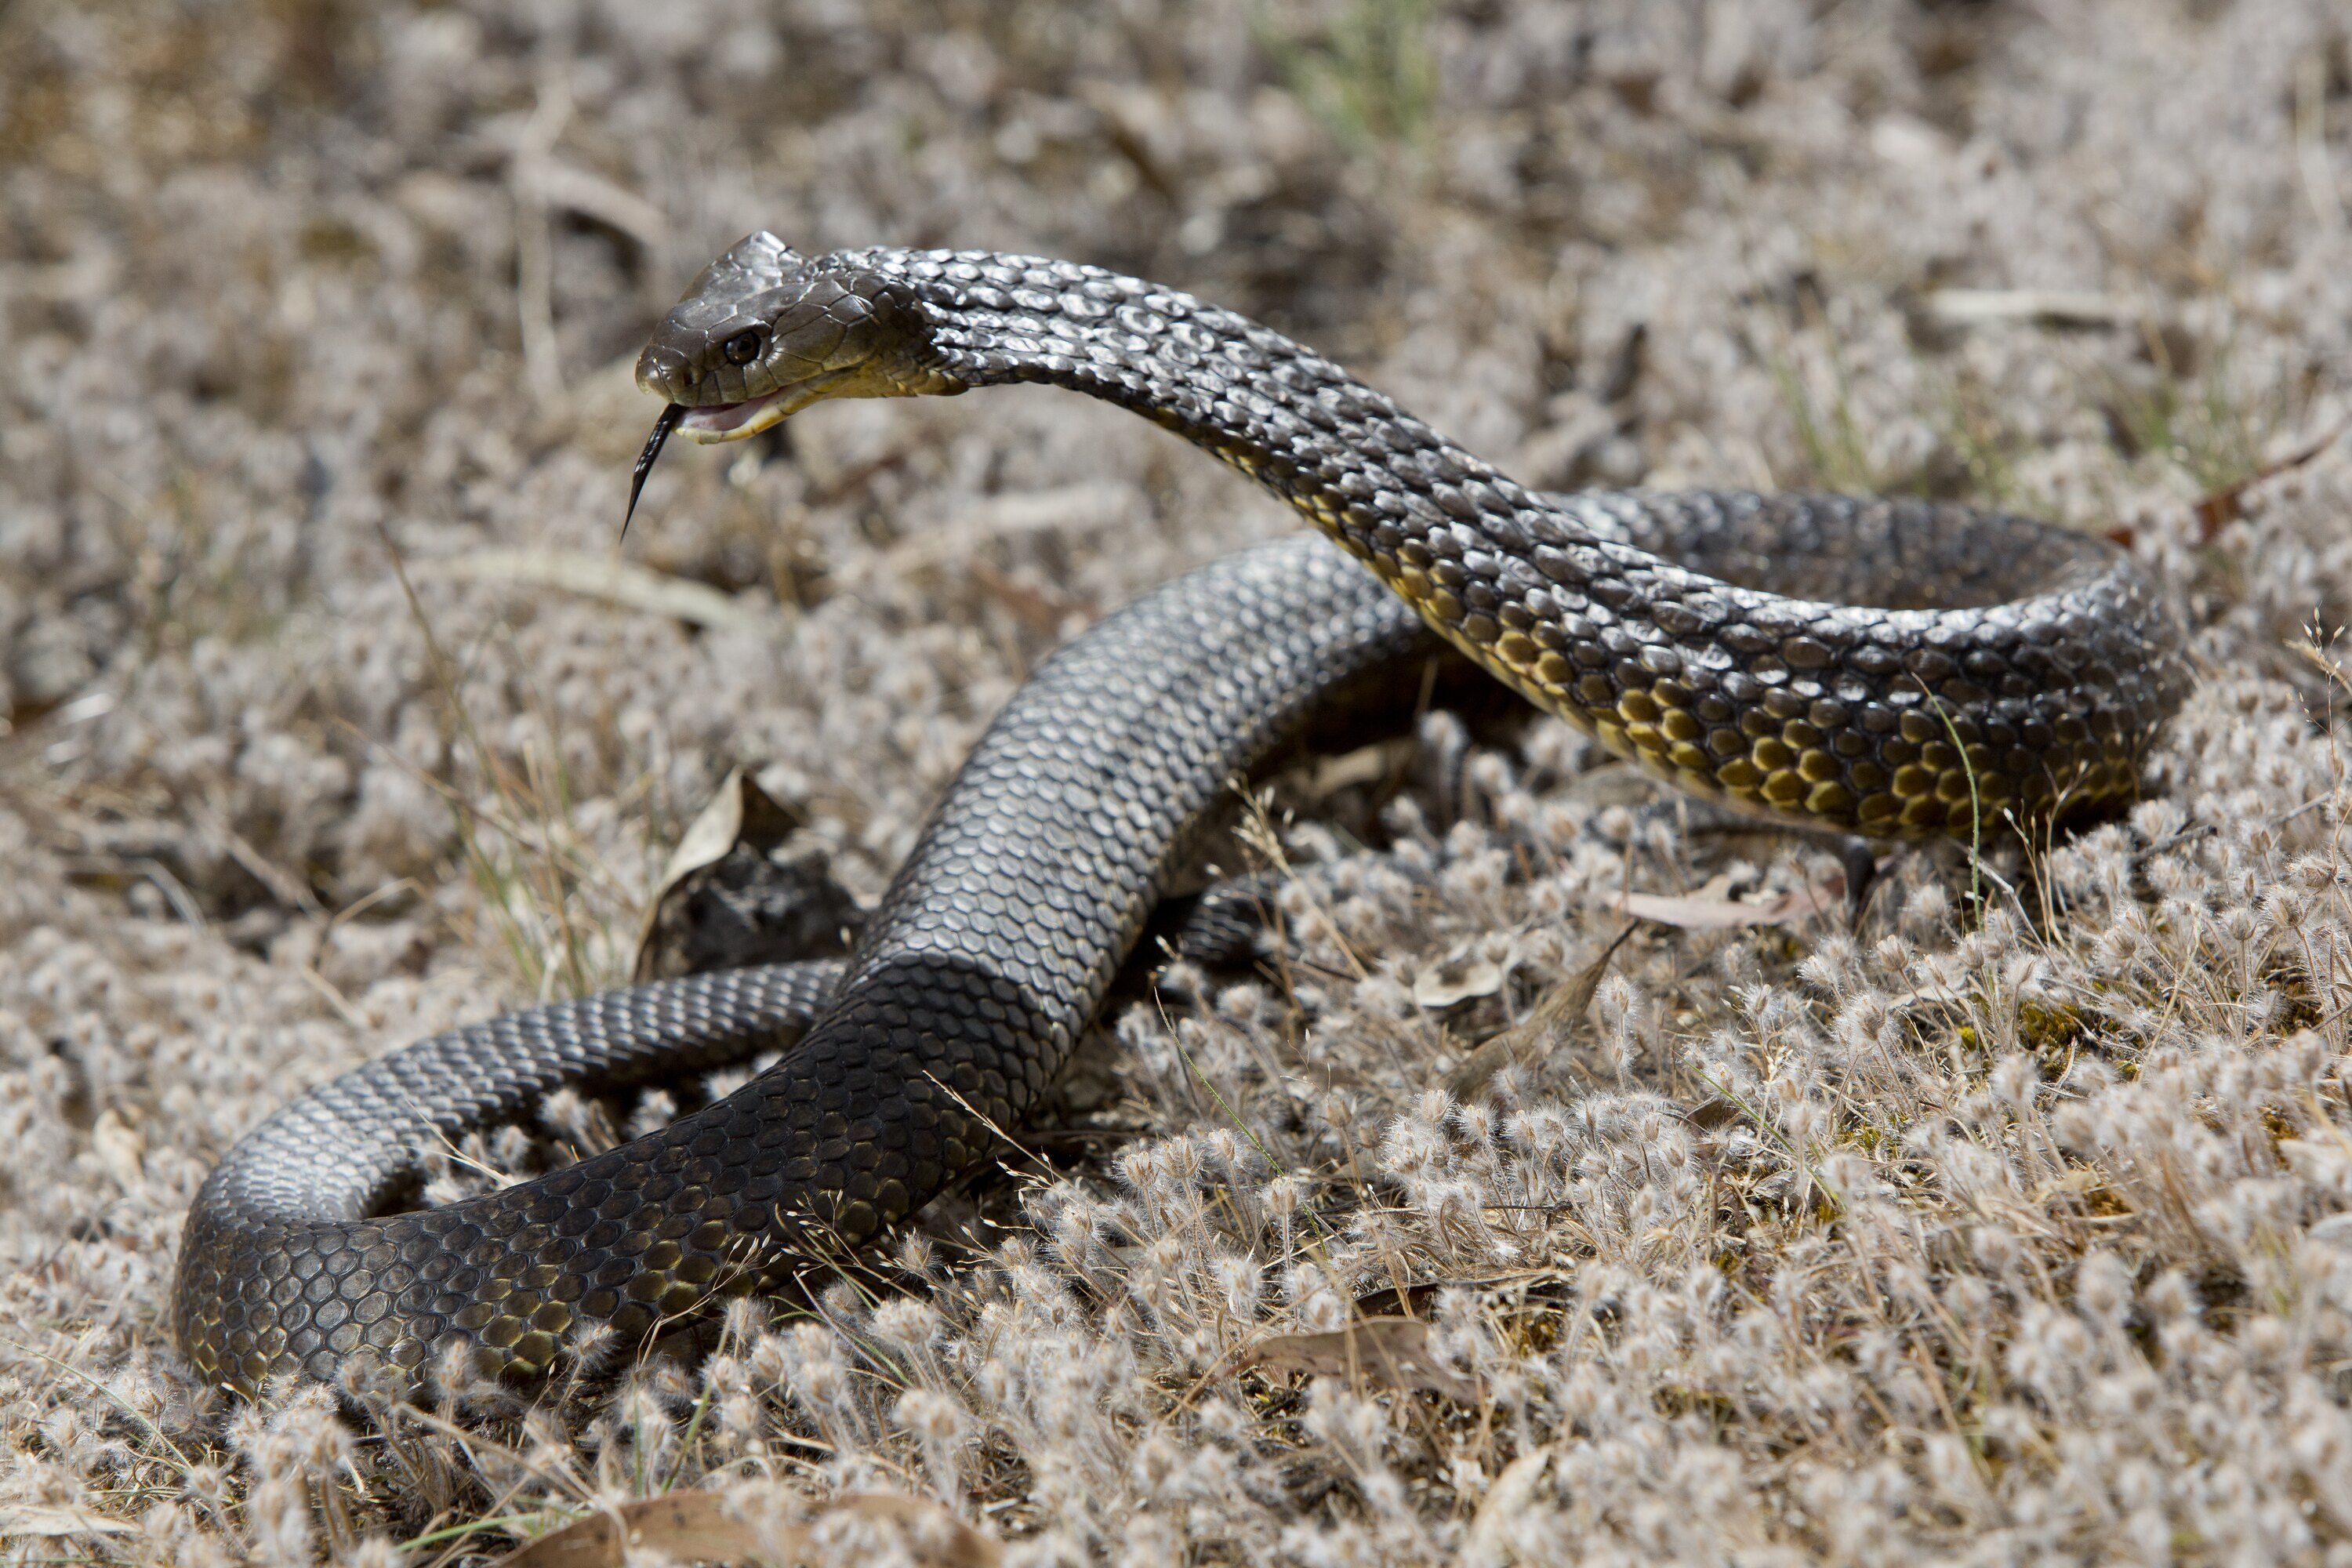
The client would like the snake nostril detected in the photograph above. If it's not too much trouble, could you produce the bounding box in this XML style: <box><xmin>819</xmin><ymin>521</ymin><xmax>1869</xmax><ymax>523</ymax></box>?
<box><xmin>634</xmin><ymin>343</ymin><xmax>691</xmax><ymax>401</ymax></box>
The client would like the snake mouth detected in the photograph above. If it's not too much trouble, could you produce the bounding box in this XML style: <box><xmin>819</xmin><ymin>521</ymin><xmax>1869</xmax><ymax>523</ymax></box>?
<box><xmin>677</xmin><ymin>388</ymin><xmax>786</xmax><ymax>441</ymax></box>
<box><xmin>624</xmin><ymin>372</ymin><xmax>854</xmax><ymax>535</ymax></box>
<box><xmin>677</xmin><ymin>369</ymin><xmax>855</xmax><ymax>444</ymax></box>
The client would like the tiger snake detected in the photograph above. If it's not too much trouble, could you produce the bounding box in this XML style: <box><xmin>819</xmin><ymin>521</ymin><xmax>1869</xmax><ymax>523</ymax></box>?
<box><xmin>173</xmin><ymin>236</ymin><xmax>2188</xmax><ymax>1395</ymax></box>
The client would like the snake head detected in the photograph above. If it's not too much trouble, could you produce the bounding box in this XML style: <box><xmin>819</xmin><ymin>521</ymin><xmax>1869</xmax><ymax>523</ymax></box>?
<box><xmin>633</xmin><ymin>233</ymin><xmax>949</xmax><ymax>445</ymax></box>
<box><xmin>624</xmin><ymin>234</ymin><xmax>958</xmax><ymax>532</ymax></box>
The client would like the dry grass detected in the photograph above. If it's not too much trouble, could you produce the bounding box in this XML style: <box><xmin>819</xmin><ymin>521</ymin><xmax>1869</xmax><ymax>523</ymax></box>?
<box><xmin>5</xmin><ymin>1</ymin><xmax>2352</xmax><ymax>1563</ymax></box>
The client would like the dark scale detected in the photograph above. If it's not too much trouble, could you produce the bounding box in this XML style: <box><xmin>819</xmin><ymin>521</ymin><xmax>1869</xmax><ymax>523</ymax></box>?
<box><xmin>175</xmin><ymin>238</ymin><xmax>2190</xmax><ymax>1396</ymax></box>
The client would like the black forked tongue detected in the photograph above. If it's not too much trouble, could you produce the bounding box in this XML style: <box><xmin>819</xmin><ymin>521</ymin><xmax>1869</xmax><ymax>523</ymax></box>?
<box><xmin>622</xmin><ymin>402</ymin><xmax>685</xmax><ymax>543</ymax></box>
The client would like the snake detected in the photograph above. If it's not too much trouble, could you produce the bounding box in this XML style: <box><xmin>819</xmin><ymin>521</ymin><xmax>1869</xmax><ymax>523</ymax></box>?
<box><xmin>172</xmin><ymin>236</ymin><xmax>2189</xmax><ymax>1396</ymax></box>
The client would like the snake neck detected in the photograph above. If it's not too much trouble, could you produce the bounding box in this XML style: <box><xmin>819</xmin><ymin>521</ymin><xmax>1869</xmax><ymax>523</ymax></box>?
<box><xmin>861</xmin><ymin>248</ymin><xmax>1566</xmax><ymax>611</ymax></box>
<box><xmin>840</xmin><ymin>247</ymin><xmax>2182</xmax><ymax>837</ymax></box>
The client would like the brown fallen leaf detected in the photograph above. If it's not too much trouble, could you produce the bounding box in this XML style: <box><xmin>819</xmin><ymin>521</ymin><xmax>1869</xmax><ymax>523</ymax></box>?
<box><xmin>492</xmin><ymin>1491</ymin><xmax>763</xmax><ymax>1568</ymax></box>
<box><xmin>808</xmin><ymin>1494</ymin><xmax>1000</xmax><ymax>1568</ymax></box>
<box><xmin>1241</xmin><ymin>1318</ymin><xmax>1483</xmax><ymax>1404</ymax></box>
<box><xmin>633</xmin><ymin>769</ymin><xmax>862</xmax><ymax>982</ymax></box>
<box><xmin>639</xmin><ymin>764</ymin><xmax>797</xmax><ymax>905</ymax></box>
<box><xmin>1444</xmin><ymin>925</ymin><xmax>1635</xmax><ymax>1097</ymax></box>
<box><xmin>1679</xmin><ymin>1095</ymin><xmax>1742</xmax><ymax>1131</ymax></box>
<box><xmin>1607</xmin><ymin>868</ymin><xmax>1846</xmax><ymax>930</ymax></box>
<box><xmin>492</xmin><ymin>1490</ymin><xmax>1000</xmax><ymax>1568</ymax></box>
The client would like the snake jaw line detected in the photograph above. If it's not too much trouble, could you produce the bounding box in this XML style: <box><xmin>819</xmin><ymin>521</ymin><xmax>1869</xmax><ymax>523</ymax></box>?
<box><xmin>675</xmin><ymin>367</ymin><xmax>862</xmax><ymax>443</ymax></box>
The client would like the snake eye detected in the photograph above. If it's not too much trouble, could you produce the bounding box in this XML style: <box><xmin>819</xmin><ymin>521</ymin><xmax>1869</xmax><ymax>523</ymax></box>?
<box><xmin>721</xmin><ymin>328</ymin><xmax>764</xmax><ymax>367</ymax></box>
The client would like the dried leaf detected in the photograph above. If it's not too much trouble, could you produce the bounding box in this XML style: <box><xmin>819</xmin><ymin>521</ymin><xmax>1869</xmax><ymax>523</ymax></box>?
<box><xmin>494</xmin><ymin>1491</ymin><xmax>761</xmax><ymax>1568</ymax></box>
<box><xmin>1242</xmin><ymin>1318</ymin><xmax>1483</xmax><ymax>1403</ymax></box>
<box><xmin>633</xmin><ymin>769</ymin><xmax>836</xmax><ymax>982</ymax></box>
<box><xmin>1444</xmin><ymin>926</ymin><xmax>1635</xmax><ymax>1096</ymax></box>
<box><xmin>491</xmin><ymin>1490</ymin><xmax>999</xmax><ymax>1568</ymax></box>
<box><xmin>1607</xmin><ymin>868</ymin><xmax>1846</xmax><ymax>930</ymax></box>
<box><xmin>1680</xmin><ymin>1095</ymin><xmax>1742</xmax><ymax>1131</ymax></box>
<box><xmin>1413</xmin><ymin>953</ymin><xmax>1504</xmax><ymax>1010</ymax></box>
<box><xmin>649</xmin><ymin>769</ymin><xmax>800</xmax><ymax>898</ymax></box>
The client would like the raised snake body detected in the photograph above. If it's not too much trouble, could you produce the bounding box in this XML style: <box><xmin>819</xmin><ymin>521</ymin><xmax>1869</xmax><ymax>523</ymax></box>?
<box><xmin>172</xmin><ymin>238</ymin><xmax>2189</xmax><ymax>1395</ymax></box>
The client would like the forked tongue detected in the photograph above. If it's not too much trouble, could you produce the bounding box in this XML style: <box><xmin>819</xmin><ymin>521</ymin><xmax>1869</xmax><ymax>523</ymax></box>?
<box><xmin>622</xmin><ymin>402</ymin><xmax>685</xmax><ymax>542</ymax></box>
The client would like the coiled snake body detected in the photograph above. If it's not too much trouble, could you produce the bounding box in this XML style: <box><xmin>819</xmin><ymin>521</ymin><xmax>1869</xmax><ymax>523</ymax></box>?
<box><xmin>174</xmin><ymin>238</ymin><xmax>2189</xmax><ymax>1395</ymax></box>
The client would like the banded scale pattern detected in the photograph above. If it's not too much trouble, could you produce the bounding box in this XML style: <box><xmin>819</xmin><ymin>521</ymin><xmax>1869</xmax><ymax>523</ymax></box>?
<box><xmin>174</xmin><ymin>537</ymin><xmax>1444</xmax><ymax>1395</ymax></box>
<box><xmin>795</xmin><ymin>245</ymin><xmax>2190</xmax><ymax>836</ymax></box>
<box><xmin>175</xmin><ymin>238</ymin><xmax>2191</xmax><ymax>1396</ymax></box>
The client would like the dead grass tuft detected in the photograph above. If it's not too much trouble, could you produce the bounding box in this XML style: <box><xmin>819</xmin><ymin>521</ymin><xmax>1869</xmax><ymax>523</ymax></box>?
<box><xmin>5</xmin><ymin>2</ymin><xmax>2352</xmax><ymax>1563</ymax></box>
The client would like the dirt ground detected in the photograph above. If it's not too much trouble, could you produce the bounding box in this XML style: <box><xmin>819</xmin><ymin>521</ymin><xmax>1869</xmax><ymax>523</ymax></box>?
<box><xmin>5</xmin><ymin>1</ymin><xmax>2352</xmax><ymax>1563</ymax></box>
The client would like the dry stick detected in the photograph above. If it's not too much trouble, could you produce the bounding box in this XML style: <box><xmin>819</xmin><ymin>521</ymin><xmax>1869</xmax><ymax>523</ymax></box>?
<box><xmin>394</xmin><ymin>1089</ymin><xmax>521</xmax><ymax>1192</ymax></box>
<box><xmin>299</xmin><ymin>877</ymin><xmax>426</xmax><ymax>1028</ymax></box>
<box><xmin>125</xmin><ymin>854</ymin><xmax>207</xmax><ymax>929</ymax></box>
<box><xmin>188</xmin><ymin>801</ymin><xmax>324</xmax><ymax>915</ymax></box>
